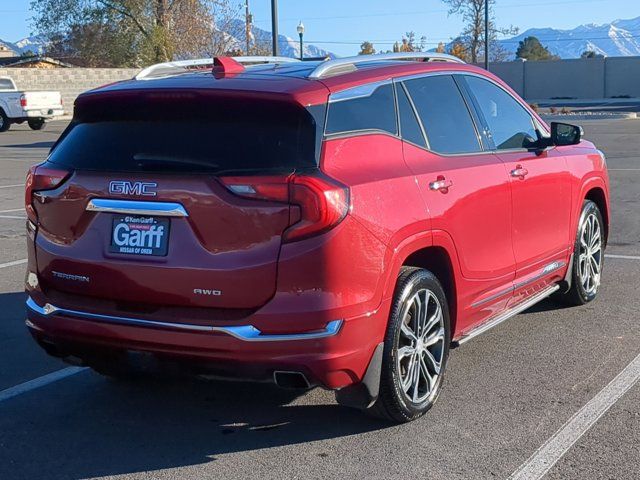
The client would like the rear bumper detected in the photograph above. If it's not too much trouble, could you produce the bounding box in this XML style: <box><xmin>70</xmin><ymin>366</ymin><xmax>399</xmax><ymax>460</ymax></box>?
<box><xmin>26</xmin><ymin>296</ymin><xmax>386</xmax><ymax>389</ymax></box>
<box><xmin>24</xmin><ymin>108</ymin><xmax>64</xmax><ymax>119</ymax></box>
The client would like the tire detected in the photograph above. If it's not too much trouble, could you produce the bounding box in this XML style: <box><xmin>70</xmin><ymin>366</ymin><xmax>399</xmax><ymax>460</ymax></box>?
<box><xmin>28</xmin><ymin>118</ymin><xmax>46</xmax><ymax>130</ymax></box>
<box><xmin>558</xmin><ymin>200</ymin><xmax>605</xmax><ymax>306</ymax></box>
<box><xmin>0</xmin><ymin>110</ymin><xmax>10</xmax><ymax>132</ymax></box>
<box><xmin>368</xmin><ymin>267</ymin><xmax>451</xmax><ymax>423</ymax></box>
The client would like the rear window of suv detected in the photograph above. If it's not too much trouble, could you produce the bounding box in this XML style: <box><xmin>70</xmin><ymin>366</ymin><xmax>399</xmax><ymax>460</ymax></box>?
<box><xmin>49</xmin><ymin>95</ymin><xmax>321</xmax><ymax>175</ymax></box>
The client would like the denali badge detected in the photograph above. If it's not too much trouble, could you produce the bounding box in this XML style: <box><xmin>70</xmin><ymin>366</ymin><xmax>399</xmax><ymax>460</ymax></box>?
<box><xmin>109</xmin><ymin>181</ymin><xmax>157</xmax><ymax>196</ymax></box>
<box><xmin>194</xmin><ymin>288</ymin><xmax>222</xmax><ymax>296</ymax></box>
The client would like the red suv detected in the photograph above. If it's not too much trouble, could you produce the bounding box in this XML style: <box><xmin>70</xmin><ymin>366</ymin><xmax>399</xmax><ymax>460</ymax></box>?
<box><xmin>25</xmin><ymin>53</ymin><xmax>609</xmax><ymax>423</ymax></box>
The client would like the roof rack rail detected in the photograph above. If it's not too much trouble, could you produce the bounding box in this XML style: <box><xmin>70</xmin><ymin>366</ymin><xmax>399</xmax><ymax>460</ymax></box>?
<box><xmin>308</xmin><ymin>52</ymin><xmax>465</xmax><ymax>80</ymax></box>
<box><xmin>135</xmin><ymin>56</ymin><xmax>300</xmax><ymax>80</ymax></box>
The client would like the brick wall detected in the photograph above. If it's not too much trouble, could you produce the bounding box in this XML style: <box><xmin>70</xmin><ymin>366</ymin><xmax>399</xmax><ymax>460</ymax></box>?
<box><xmin>0</xmin><ymin>68</ymin><xmax>139</xmax><ymax>114</ymax></box>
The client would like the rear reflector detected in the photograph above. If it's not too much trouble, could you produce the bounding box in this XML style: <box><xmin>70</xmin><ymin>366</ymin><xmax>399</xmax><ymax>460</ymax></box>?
<box><xmin>219</xmin><ymin>173</ymin><xmax>349</xmax><ymax>243</ymax></box>
<box><xmin>25</xmin><ymin>164</ymin><xmax>72</xmax><ymax>223</ymax></box>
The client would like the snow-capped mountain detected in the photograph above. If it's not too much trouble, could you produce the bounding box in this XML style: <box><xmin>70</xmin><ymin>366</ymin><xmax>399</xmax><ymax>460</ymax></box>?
<box><xmin>225</xmin><ymin>19</ymin><xmax>334</xmax><ymax>59</ymax></box>
<box><xmin>499</xmin><ymin>16</ymin><xmax>640</xmax><ymax>59</ymax></box>
<box><xmin>0</xmin><ymin>35</ymin><xmax>48</xmax><ymax>56</ymax></box>
<box><xmin>0</xmin><ymin>22</ymin><xmax>333</xmax><ymax>60</ymax></box>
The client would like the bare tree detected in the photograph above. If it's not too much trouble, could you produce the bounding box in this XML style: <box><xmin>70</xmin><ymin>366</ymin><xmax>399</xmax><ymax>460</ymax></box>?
<box><xmin>442</xmin><ymin>0</ymin><xmax>517</xmax><ymax>63</ymax></box>
<box><xmin>31</xmin><ymin>0</ymin><xmax>241</xmax><ymax>66</ymax></box>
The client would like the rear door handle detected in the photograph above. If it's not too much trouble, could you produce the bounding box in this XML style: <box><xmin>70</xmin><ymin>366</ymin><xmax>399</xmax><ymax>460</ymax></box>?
<box><xmin>510</xmin><ymin>166</ymin><xmax>529</xmax><ymax>179</ymax></box>
<box><xmin>429</xmin><ymin>176</ymin><xmax>453</xmax><ymax>192</ymax></box>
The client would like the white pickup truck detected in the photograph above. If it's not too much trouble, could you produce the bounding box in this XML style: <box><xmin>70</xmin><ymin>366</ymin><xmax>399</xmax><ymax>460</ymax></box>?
<box><xmin>0</xmin><ymin>76</ymin><xmax>64</xmax><ymax>132</ymax></box>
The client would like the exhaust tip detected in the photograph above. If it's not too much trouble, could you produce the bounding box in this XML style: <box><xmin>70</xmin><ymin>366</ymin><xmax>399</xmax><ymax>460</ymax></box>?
<box><xmin>273</xmin><ymin>370</ymin><xmax>311</xmax><ymax>390</ymax></box>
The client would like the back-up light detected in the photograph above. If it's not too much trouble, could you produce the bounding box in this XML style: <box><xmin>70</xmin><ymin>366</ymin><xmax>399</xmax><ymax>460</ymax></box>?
<box><xmin>25</xmin><ymin>164</ymin><xmax>72</xmax><ymax>223</ymax></box>
<box><xmin>220</xmin><ymin>174</ymin><xmax>350</xmax><ymax>242</ymax></box>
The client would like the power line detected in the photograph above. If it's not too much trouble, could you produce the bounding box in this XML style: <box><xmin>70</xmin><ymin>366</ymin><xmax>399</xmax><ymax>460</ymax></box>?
<box><xmin>252</xmin><ymin>0</ymin><xmax>616</xmax><ymax>24</ymax></box>
<box><xmin>303</xmin><ymin>33</ymin><xmax>640</xmax><ymax>47</ymax></box>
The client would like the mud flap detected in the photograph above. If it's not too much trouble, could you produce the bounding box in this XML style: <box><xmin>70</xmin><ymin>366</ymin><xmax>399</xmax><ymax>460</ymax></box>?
<box><xmin>334</xmin><ymin>342</ymin><xmax>384</xmax><ymax>409</ymax></box>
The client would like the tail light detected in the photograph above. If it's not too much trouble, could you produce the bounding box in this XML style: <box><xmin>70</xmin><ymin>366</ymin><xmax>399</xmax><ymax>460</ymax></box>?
<box><xmin>20</xmin><ymin>95</ymin><xmax>27</xmax><ymax>108</ymax></box>
<box><xmin>220</xmin><ymin>173</ymin><xmax>350</xmax><ymax>243</ymax></box>
<box><xmin>25</xmin><ymin>164</ymin><xmax>72</xmax><ymax>223</ymax></box>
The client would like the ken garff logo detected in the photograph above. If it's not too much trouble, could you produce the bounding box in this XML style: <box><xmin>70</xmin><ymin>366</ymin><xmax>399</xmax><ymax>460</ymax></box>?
<box><xmin>109</xmin><ymin>181</ymin><xmax>157</xmax><ymax>196</ymax></box>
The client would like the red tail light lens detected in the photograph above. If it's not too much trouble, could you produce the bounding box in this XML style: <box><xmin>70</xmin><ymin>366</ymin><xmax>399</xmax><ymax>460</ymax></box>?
<box><xmin>20</xmin><ymin>95</ymin><xmax>27</xmax><ymax>108</ymax></box>
<box><xmin>219</xmin><ymin>173</ymin><xmax>350</xmax><ymax>243</ymax></box>
<box><xmin>25</xmin><ymin>164</ymin><xmax>72</xmax><ymax>223</ymax></box>
<box><xmin>285</xmin><ymin>175</ymin><xmax>349</xmax><ymax>242</ymax></box>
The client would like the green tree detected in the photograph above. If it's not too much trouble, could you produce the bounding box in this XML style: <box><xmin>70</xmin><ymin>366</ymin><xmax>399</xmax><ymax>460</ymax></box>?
<box><xmin>359</xmin><ymin>41</ymin><xmax>376</xmax><ymax>55</ymax></box>
<box><xmin>581</xmin><ymin>50</ymin><xmax>604</xmax><ymax>59</ymax></box>
<box><xmin>516</xmin><ymin>36</ymin><xmax>559</xmax><ymax>61</ymax></box>
<box><xmin>442</xmin><ymin>0</ymin><xmax>518</xmax><ymax>63</ymax></box>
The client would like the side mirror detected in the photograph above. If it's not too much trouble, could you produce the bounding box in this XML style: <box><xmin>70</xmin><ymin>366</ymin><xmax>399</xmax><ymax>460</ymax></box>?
<box><xmin>551</xmin><ymin>122</ymin><xmax>583</xmax><ymax>146</ymax></box>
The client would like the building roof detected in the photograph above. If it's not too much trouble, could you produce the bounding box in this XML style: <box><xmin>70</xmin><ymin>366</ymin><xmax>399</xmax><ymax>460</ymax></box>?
<box><xmin>0</xmin><ymin>56</ymin><xmax>76</xmax><ymax>68</ymax></box>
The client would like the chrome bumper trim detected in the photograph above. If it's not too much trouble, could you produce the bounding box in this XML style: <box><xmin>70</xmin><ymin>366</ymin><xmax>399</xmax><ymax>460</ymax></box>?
<box><xmin>26</xmin><ymin>297</ymin><xmax>342</xmax><ymax>342</ymax></box>
<box><xmin>86</xmin><ymin>199</ymin><xmax>188</xmax><ymax>217</ymax></box>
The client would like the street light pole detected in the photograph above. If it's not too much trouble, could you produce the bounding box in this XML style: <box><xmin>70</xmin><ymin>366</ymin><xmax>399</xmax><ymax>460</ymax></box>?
<box><xmin>271</xmin><ymin>0</ymin><xmax>279</xmax><ymax>56</ymax></box>
<box><xmin>484</xmin><ymin>0</ymin><xmax>489</xmax><ymax>70</ymax></box>
<box><xmin>245</xmin><ymin>0</ymin><xmax>251</xmax><ymax>56</ymax></box>
<box><xmin>297</xmin><ymin>21</ymin><xmax>305</xmax><ymax>61</ymax></box>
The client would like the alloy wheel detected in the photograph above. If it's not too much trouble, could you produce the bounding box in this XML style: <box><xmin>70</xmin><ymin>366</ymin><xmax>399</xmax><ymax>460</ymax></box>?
<box><xmin>578</xmin><ymin>212</ymin><xmax>602</xmax><ymax>295</ymax></box>
<box><xmin>397</xmin><ymin>288</ymin><xmax>445</xmax><ymax>404</ymax></box>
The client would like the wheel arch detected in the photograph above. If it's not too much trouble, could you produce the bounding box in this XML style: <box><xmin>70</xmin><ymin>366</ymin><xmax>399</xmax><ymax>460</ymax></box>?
<box><xmin>401</xmin><ymin>245</ymin><xmax>458</xmax><ymax>336</ymax></box>
<box><xmin>584</xmin><ymin>186</ymin><xmax>609</xmax><ymax>245</ymax></box>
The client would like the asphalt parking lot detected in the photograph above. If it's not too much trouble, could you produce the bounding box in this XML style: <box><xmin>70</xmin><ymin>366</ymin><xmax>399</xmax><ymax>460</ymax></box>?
<box><xmin>0</xmin><ymin>119</ymin><xmax>639</xmax><ymax>480</ymax></box>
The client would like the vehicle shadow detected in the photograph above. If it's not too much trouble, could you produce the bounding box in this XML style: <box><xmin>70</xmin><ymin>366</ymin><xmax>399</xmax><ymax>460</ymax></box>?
<box><xmin>1</xmin><ymin>356</ymin><xmax>390</xmax><ymax>480</ymax></box>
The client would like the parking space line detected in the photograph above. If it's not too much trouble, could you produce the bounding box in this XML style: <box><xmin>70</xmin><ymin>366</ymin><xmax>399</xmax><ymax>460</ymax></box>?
<box><xmin>606</xmin><ymin>254</ymin><xmax>640</xmax><ymax>260</ymax></box>
<box><xmin>0</xmin><ymin>215</ymin><xmax>26</xmax><ymax>220</ymax></box>
<box><xmin>508</xmin><ymin>352</ymin><xmax>640</xmax><ymax>480</ymax></box>
<box><xmin>0</xmin><ymin>184</ymin><xmax>23</xmax><ymax>189</ymax></box>
<box><xmin>0</xmin><ymin>259</ymin><xmax>27</xmax><ymax>269</ymax></box>
<box><xmin>607</xmin><ymin>168</ymin><xmax>640</xmax><ymax>171</ymax></box>
<box><xmin>0</xmin><ymin>208</ymin><xmax>24</xmax><ymax>213</ymax></box>
<box><xmin>0</xmin><ymin>367</ymin><xmax>88</xmax><ymax>403</ymax></box>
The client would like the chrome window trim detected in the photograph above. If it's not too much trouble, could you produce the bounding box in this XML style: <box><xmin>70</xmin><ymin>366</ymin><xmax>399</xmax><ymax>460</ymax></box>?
<box><xmin>86</xmin><ymin>199</ymin><xmax>189</xmax><ymax>217</ymax></box>
<box><xmin>26</xmin><ymin>297</ymin><xmax>343</xmax><ymax>342</ymax></box>
<box><xmin>328</xmin><ymin>79</ymin><xmax>393</xmax><ymax>104</ymax></box>
<box><xmin>324</xmin><ymin>129</ymin><xmax>401</xmax><ymax>142</ymax></box>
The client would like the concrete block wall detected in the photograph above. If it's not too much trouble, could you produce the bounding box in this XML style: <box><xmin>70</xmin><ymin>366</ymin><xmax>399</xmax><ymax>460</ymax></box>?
<box><xmin>486</xmin><ymin>56</ymin><xmax>640</xmax><ymax>100</ymax></box>
<box><xmin>0</xmin><ymin>68</ymin><xmax>139</xmax><ymax>114</ymax></box>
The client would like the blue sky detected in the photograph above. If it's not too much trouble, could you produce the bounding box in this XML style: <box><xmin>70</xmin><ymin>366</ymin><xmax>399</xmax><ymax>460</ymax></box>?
<box><xmin>2</xmin><ymin>0</ymin><xmax>640</xmax><ymax>55</ymax></box>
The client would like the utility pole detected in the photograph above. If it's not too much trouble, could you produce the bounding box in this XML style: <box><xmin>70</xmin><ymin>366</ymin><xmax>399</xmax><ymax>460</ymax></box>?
<box><xmin>484</xmin><ymin>0</ymin><xmax>489</xmax><ymax>70</ymax></box>
<box><xmin>245</xmin><ymin>0</ymin><xmax>252</xmax><ymax>56</ymax></box>
<box><xmin>271</xmin><ymin>0</ymin><xmax>279</xmax><ymax>56</ymax></box>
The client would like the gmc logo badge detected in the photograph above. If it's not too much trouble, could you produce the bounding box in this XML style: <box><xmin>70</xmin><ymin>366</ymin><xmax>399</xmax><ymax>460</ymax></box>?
<box><xmin>109</xmin><ymin>181</ymin><xmax>157</xmax><ymax>196</ymax></box>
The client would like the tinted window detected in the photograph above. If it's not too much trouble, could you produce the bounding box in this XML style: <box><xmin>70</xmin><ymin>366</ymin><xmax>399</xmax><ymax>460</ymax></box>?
<box><xmin>48</xmin><ymin>105</ymin><xmax>318</xmax><ymax>174</ymax></box>
<box><xmin>325</xmin><ymin>83</ymin><xmax>397</xmax><ymax>136</ymax></box>
<box><xmin>397</xmin><ymin>83</ymin><xmax>426</xmax><ymax>148</ymax></box>
<box><xmin>403</xmin><ymin>76</ymin><xmax>480</xmax><ymax>154</ymax></box>
<box><xmin>465</xmin><ymin>76</ymin><xmax>538</xmax><ymax>150</ymax></box>
<box><xmin>0</xmin><ymin>78</ymin><xmax>14</xmax><ymax>90</ymax></box>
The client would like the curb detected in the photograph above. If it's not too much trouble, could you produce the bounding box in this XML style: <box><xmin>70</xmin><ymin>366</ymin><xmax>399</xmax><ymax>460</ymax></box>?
<box><xmin>541</xmin><ymin>112</ymin><xmax>637</xmax><ymax>121</ymax></box>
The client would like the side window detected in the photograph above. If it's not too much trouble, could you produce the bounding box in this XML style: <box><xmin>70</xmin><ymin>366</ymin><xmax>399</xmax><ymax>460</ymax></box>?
<box><xmin>325</xmin><ymin>83</ymin><xmax>397</xmax><ymax>136</ymax></box>
<box><xmin>396</xmin><ymin>83</ymin><xmax>427</xmax><ymax>148</ymax></box>
<box><xmin>464</xmin><ymin>76</ymin><xmax>538</xmax><ymax>150</ymax></box>
<box><xmin>403</xmin><ymin>75</ymin><xmax>481</xmax><ymax>155</ymax></box>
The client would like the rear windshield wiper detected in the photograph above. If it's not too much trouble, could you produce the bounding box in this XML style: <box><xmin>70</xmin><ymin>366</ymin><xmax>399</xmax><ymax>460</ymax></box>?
<box><xmin>132</xmin><ymin>154</ymin><xmax>220</xmax><ymax>172</ymax></box>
